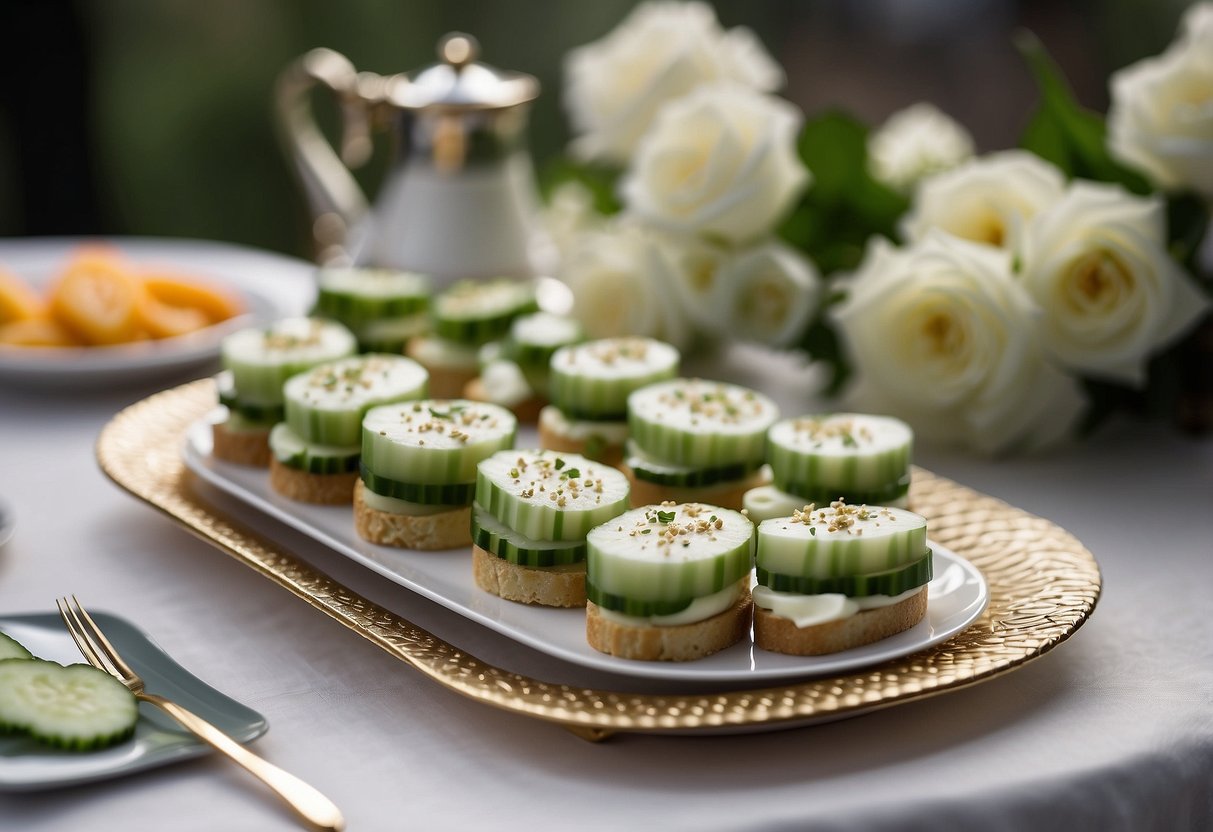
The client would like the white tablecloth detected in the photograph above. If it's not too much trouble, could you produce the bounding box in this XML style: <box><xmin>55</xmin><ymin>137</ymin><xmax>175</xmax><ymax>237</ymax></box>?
<box><xmin>1</xmin><ymin>268</ymin><xmax>1210</xmax><ymax>832</ymax></box>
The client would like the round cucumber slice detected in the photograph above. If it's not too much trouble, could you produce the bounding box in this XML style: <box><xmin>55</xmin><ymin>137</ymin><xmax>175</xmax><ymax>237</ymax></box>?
<box><xmin>756</xmin><ymin>503</ymin><xmax>927</xmax><ymax>579</ymax></box>
<box><xmin>625</xmin><ymin>440</ymin><xmax>757</xmax><ymax>488</ymax></box>
<box><xmin>472</xmin><ymin>503</ymin><xmax>587</xmax><ymax>567</ymax></box>
<box><xmin>549</xmin><ymin>338</ymin><xmax>679</xmax><ymax>420</ymax></box>
<box><xmin>0</xmin><ymin>660</ymin><xmax>137</xmax><ymax>751</ymax></box>
<box><xmin>360</xmin><ymin>466</ymin><xmax>477</xmax><ymax>506</ymax></box>
<box><xmin>627</xmin><ymin>378</ymin><xmax>779</xmax><ymax>468</ymax></box>
<box><xmin>757</xmin><ymin>550</ymin><xmax>933</xmax><ymax>597</ymax></box>
<box><xmin>586</xmin><ymin>504</ymin><xmax>753</xmax><ymax>603</ymax></box>
<box><xmin>362</xmin><ymin>400</ymin><xmax>516</xmax><ymax>485</ymax></box>
<box><xmin>432</xmin><ymin>279</ymin><xmax>538</xmax><ymax>346</ymax></box>
<box><xmin>221</xmin><ymin>318</ymin><xmax>357</xmax><ymax>407</ymax></box>
<box><xmin>0</xmin><ymin>632</ymin><xmax>32</xmax><ymax>660</ymax></box>
<box><xmin>768</xmin><ymin>413</ymin><xmax>912</xmax><ymax>496</ymax></box>
<box><xmin>314</xmin><ymin>267</ymin><xmax>430</xmax><ymax>326</ymax></box>
<box><xmin>355</xmin><ymin>314</ymin><xmax>431</xmax><ymax>353</ymax></box>
<box><xmin>475</xmin><ymin>449</ymin><xmax>631</xmax><ymax>542</ymax></box>
<box><xmin>742</xmin><ymin>485</ymin><xmax>809</xmax><ymax>524</ymax></box>
<box><xmin>269</xmin><ymin>423</ymin><xmax>360</xmax><ymax>474</ymax></box>
<box><xmin>217</xmin><ymin>371</ymin><xmax>283</xmax><ymax>426</ymax></box>
<box><xmin>283</xmin><ymin>354</ymin><xmax>428</xmax><ymax>446</ymax></box>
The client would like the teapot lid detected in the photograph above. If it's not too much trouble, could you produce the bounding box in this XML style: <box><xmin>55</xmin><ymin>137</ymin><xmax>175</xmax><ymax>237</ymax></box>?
<box><xmin>386</xmin><ymin>32</ymin><xmax>538</xmax><ymax>110</ymax></box>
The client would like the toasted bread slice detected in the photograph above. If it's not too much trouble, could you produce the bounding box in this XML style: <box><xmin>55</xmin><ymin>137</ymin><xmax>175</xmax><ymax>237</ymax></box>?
<box><xmin>463</xmin><ymin>377</ymin><xmax>545</xmax><ymax>423</ymax></box>
<box><xmin>352</xmin><ymin>479</ymin><xmax>470</xmax><ymax>550</ymax></box>
<box><xmin>623</xmin><ymin>467</ymin><xmax>770</xmax><ymax>512</ymax></box>
<box><xmin>586</xmin><ymin>581</ymin><xmax>752</xmax><ymax>662</ymax></box>
<box><xmin>754</xmin><ymin>587</ymin><xmax>928</xmax><ymax>656</ymax></box>
<box><xmin>268</xmin><ymin>457</ymin><xmax>356</xmax><ymax>505</ymax></box>
<box><xmin>471</xmin><ymin>545</ymin><xmax>586</xmax><ymax>607</ymax></box>
<box><xmin>211</xmin><ymin>420</ymin><xmax>271</xmax><ymax>467</ymax></box>
<box><xmin>537</xmin><ymin>419</ymin><xmax>624</xmax><ymax>468</ymax></box>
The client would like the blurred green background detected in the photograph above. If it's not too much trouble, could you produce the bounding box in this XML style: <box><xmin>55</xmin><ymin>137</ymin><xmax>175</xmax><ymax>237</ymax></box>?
<box><xmin>0</xmin><ymin>0</ymin><xmax>1196</xmax><ymax>262</ymax></box>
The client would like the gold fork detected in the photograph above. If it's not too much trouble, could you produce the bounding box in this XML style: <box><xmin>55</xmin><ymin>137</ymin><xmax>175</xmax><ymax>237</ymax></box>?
<box><xmin>57</xmin><ymin>596</ymin><xmax>345</xmax><ymax>832</ymax></box>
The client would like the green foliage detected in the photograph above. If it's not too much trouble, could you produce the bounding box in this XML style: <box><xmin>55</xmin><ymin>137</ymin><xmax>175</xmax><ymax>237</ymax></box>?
<box><xmin>539</xmin><ymin>156</ymin><xmax>624</xmax><ymax>215</ymax></box>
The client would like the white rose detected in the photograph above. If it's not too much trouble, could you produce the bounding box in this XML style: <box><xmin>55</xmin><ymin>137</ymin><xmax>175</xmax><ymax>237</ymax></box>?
<box><xmin>867</xmin><ymin>103</ymin><xmax>975</xmax><ymax>193</ymax></box>
<box><xmin>563</xmin><ymin>1</ymin><xmax>783</xmax><ymax>163</ymax></box>
<box><xmin>900</xmin><ymin>150</ymin><xmax>1065</xmax><ymax>256</ymax></box>
<box><xmin>560</xmin><ymin>221</ymin><xmax>692</xmax><ymax>348</ymax></box>
<box><xmin>716</xmin><ymin>242</ymin><xmax>822</xmax><ymax>348</ymax></box>
<box><xmin>622</xmin><ymin>83</ymin><xmax>808</xmax><ymax>245</ymax></box>
<box><xmin>834</xmin><ymin>233</ymin><xmax>1085</xmax><ymax>454</ymax></box>
<box><xmin>541</xmin><ymin>181</ymin><xmax>603</xmax><ymax>262</ymax></box>
<box><xmin>1108</xmin><ymin>3</ymin><xmax>1213</xmax><ymax>196</ymax></box>
<box><xmin>1020</xmin><ymin>181</ymin><xmax>1211</xmax><ymax>386</ymax></box>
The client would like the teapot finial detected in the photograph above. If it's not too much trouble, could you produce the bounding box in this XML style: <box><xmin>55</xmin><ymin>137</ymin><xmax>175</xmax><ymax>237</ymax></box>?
<box><xmin>439</xmin><ymin>32</ymin><xmax>479</xmax><ymax>71</ymax></box>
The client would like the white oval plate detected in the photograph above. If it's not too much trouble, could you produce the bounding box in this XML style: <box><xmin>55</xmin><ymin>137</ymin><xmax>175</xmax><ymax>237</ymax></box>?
<box><xmin>183</xmin><ymin>417</ymin><xmax>989</xmax><ymax>684</ymax></box>
<box><xmin>0</xmin><ymin>237</ymin><xmax>315</xmax><ymax>388</ymax></box>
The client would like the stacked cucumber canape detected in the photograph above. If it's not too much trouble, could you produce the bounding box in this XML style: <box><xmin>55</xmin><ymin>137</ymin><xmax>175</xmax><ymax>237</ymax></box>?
<box><xmin>626</xmin><ymin>379</ymin><xmax>780</xmax><ymax>510</ymax></box>
<box><xmin>744</xmin><ymin>413</ymin><xmax>913</xmax><ymax>522</ymax></box>
<box><xmin>406</xmin><ymin>278</ymin><xmax>537</xmax><ymax>398</ymax></box>
<box><xmin>753</xmin><ymin>500</ymin><xmax>932</xmax><ymax>655</ymax></box>
<box><xmin>585</xmin><ymin>503</ymin><xmax>755</xmax><ymax>661</ymax></box>
<box><xmin>312</xmin><ymin>266</ymin><xmax>431</xmax><ymax>353</ymax></box>
<box><xmin>355</xmin><ymin>399</ymin><xmax>517</xmax><ymax>550</ymax></box>
<box><xmin>214</xmin><ymin>317</ymin><xmax>357</xmax><ymax>466</ymax></box>
<box><xmin>466</xmin><ymin>312</ymin><xmax>584</xmax><ymax>422</ymax></box>
<box><xmin>268</xmin><ymin>354</ymin><xmax>430</xmax><ymax>504</ymax></box>
<box><xmin>540</xmin><ymin>337</ymin><xmax>680</xmax><ymax>466</ymax></box>
<box><xmin>473</xmin><ymin>449</ymin><xmax>631</xmax><ymax>607</ymax></box>
<box><xmin>0</xmin><ymin>631</ymin><xmax>138</xmax><ymax>751</ymax></box>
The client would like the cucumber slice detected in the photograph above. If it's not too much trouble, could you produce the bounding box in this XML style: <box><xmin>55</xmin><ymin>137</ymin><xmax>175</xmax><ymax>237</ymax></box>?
<box><xmin>0</xmin><ymin>660</ymin><xmax>137</xmax><ymax>751</ymax></box>
<box><xmin>471</xmin><ymin>503</ymin><xmax>587</xmax><ymax>567</ymax></box>
<box><xmin>757</xmin><ymin>550</ymin><xmax>932</xmax><ymax>597</ymax></box>
<box><xmin>476</xmin><ymin>360</ymin><xmax>536</xmax><ymax>408</ymax></box>
<box><xmin>756</xmin><ymin>503</ymin><xmax>927</xmax><ymax>579</ymax></box>
<box><xmin>217</xmin><ymin>371</ymin><xmax>283</xmax><ymax>425</ymax></box>
<box><xmin>475</xmin><ymin>449</ymin><xmax>631</xmax><ymax>542</ymax></box>
<box><xmin>283</xmin><ymin>354</ymin><xmax>428</xmax><ymax>446</ymax></box>
<box><xmin>742</xmin><ymin>485</ymin><xmax>808</xmax><ymax>524</ymax></box>
<box><xmin>0</xmin><ymin>632</ymin><xmax>32</xmax><ymax>660</ymax></box>
<box><xmin>586</xmin><ymin>504</ymin><xmax>753</xmax><ymax>603</ymax></box>
<box><xmin>221</xmin><ymin>318</ymin><xmax>357</xmax><ymax>406</ymax></box>
<box><xmin>356</xmin><ymin>314</ymin><xmax>431</xmax><ymax>353</ymax></box>
<box><xmin>314</xmin><ymin>267</ymin><xmax>430</xmax><ymax>327</ymax></box>
<box><xmin>625</xmin><ymin>440</ymin><xmax>757</xmax><ymax>488</ymax></box>
<box><xmin>269</xmin><ymin>423</ymin><xmax>360</xmax><ymax>474</ymax></box>
<box><xmin>362</xmin><ymin>400</ymin><xmax>516</xmax><ymax>485</ymax></box>
<box><xmin>407</xmin><ymin>334</ymin><xmax>481</xmax><ymax>370</ymax></box>
<box><xmin>505</xmin><ymin>312</ymin><xmax>583</xmax><ymax>388</ymax></box>
<box><xmin>769</xmin><ymin>475</ymin><xmax>912</xmax><ymax>510</ymax></box>
<box><xmin>360</xmin><ymin>465</ymin><xmax>477</xmax><ymax>506</ymax></box>
<box><xmin>359</xmin><ymin>484</ymin><xmax>463</xmax><ymax>517</ymax></box>
<box><xmin>627</xmin><ymin>379</ymin><xmax>779</xmax><ymax>468</ymax></box>
<box><xmin>432</xmin><ymin>279</ymin><xmax>538</xmax><ymax>345</ymax></box>
<box><xmin>768</xmin><ymin>414</ymin><xmax>912</xmax><ymax>496</ymax></box>
<box><xmin>549</xmin><ymin>338</ymin><xmax>680</xmax><ymax>420</ymax></box>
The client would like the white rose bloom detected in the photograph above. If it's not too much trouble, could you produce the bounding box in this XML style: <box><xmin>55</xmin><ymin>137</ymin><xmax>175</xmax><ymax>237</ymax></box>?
<box><xmin>541</xmin><ymin>181</ymin><xmax>603</xmax><ymax>262</ymax></box>
<box><xmin>622</xmin><ymin>83</ymin><xmax>808</xmax><ymax>245</ymax></box>
<box><xmin>1020</xmin><ymin>181</ymin><xmax>1211</xmax><ymax>386</ymax></box>
<box><xmin>564</xmin><ymin>1</ymin><xmax>783</xmax><ymax>163</ymax></box>
<box><xmin>900</xmin><ymin>150</ymin><xmax>1065</xmax><ymax>256</ymax></box>
<box><xmin>834</xmin><ymin>233</ymin><xmax>1085</xmax><ymax>454</ymax></box>
<box><xmin>1108</xmin><ymin>3</ymin><xmax>1213</xmax><ymax>196</ymax></box>
<box><xmin>868</xmin><ymin>103</ymin><xmax>976</xmax><ymax>193</ymax></box>
<box><xmin>652</xmin><ymin>232</ymin><xmax>729</xmax><ymax>331</ymax></box>
<box><xmin>560</xmin><ymin>221</ymin><xmax>692</xmax><ymax>348</ymax></box>
<box><xmin>716</xmin><ymin>241</ymin><xmax>822</xmax><ymax>348</ymax></box>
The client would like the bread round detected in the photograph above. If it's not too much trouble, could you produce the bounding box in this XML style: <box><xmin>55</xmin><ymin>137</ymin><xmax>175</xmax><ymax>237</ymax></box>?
<box><xmin>623</xmin><ymin>467</ymin><xmax>770</xmax><ymax>512</ymax></box>
<box><xmin>537</xmin><ymin>419</ymin><xmax>624</xmax><ymax>468</ymax></box>
<box><xmin>754</xmin><ymin>587</ymin><xmax>928</xmax><ymax>656</ymax></box>
<box><xmin>463</xmin><ymin>377</ymin><xmax>545</xmax><ymax>424</ymax></box>
<box><xmin>405</xmin><ymin>339</ymin><xmax>478</xmax><ymax>399</ymax></box>
<box><xmin>585</xmin><ymin>581</ymin><xmax>753</xmax><ymax>662</ymax></box>
<box><xmin>471</xmin><ymin>545</ymin><xmax>586</xmax><ymax>607</ymax></box>
<box><xmin>211</xmin><ymin>420</ymin><xmax>271</xmax><ymax>467</ymax></box>
<box><xmin>352</xmin><ymin>479</ymin><xmax>470</xmax><ymax>550</ymax></box>
<box><xmin>269</xmin><ymin>457</ymin><xmax>357</xmax><ymax>505</ymax></box>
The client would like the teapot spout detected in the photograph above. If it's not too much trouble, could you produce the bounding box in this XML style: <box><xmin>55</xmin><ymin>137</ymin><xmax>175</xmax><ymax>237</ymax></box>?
<box><xmin>275</xmin><ymin>48</ymin><xmax>371</xmax><ymax>263</ymax></box>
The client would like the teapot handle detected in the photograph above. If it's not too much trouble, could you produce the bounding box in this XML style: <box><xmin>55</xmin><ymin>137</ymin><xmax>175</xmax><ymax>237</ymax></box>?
<box><xmin>275</xmin><ymin>48</ymin><xmax>374</xmax><ymax>262</ymax></box>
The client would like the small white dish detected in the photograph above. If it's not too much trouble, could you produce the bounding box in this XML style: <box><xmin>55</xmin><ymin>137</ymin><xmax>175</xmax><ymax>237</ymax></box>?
<box><xmin>0</xmin><ymin>237</ymin><xmax>315</xmax><ymax>389</ymax></box>
<box><xmin>183</xmin><ymin>417</ymin><xmax>989</xmax><ymax>684</ymax></box>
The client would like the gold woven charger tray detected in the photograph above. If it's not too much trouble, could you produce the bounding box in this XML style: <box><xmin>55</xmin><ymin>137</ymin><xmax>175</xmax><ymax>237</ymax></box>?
<box><xmin>97</xmin><ymin>379</ymin><xmax>1101</xmax><ymax>740</ymax></box>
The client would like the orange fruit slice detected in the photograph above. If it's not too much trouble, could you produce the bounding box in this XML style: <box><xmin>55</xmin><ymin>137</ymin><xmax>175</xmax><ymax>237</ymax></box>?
<box><xmin>137</xmin><ymin>294</ymin><xmax>212</xmax><ymax>339</ymax></box>
<box><xmin>142</xmin><ymin>274</ymin><xmax>244</xmax><ymax>324</ymax></box>
<box><xmin>48</xmin><ymin>252</ymin><xmax>145</xmax><ymax>345</ymax></box>
<box><xmin>0</xmin><ymin>317</ymin><xmax>81</xmax><ymax>348</ymax></box>
<box><xmin>0</xmin><ymin>269</ymin><xmax>45</xmax><ymax>323</ymax></box>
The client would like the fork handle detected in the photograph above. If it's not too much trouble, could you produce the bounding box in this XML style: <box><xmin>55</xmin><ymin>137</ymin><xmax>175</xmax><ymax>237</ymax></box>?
<box><xmin>141</xmin><ymin>693</ymin><xmax>345</xmax><ymax>832</ymax></box>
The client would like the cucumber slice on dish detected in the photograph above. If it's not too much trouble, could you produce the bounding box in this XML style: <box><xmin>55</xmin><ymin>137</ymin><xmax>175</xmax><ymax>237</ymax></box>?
<box><xmin>504</xmin><ymin>312</ymin><xmax>583</xmax><ymax>387</ymax></box>
<box><xmin>756</xmin><ymin>503</ymin><xmax>927</xmax><ymax>580</ymax></box>
<box><xmin>624</xmin><ymin>440</ymin><xmax>757</xmax><ymax>488</ymax></box>
<box><xmin>475</xmin><ymin>450</ymin><xmax>630</xmax><ymax>542</ymax></box>
<box><xmin>269</xmin><ymin>423</ymin><xmax>360</xmax><ymax>474</ymax></box>
<box><xmin>432</xmin><ymin>279</ymin><xmax>538</xmax><ymax>346</ymax></box>
<box><xmin>313</xmin><ymin>267</ymin><xmax>430</xmax><ymax>327</ymax></box>
<box><xmin>0</xmin><ymin>660</ymin><xmax>137</xmax><ymax>751</ymax></box>
<box><xmin>586</xmin><ymin>504</ymin><xmax>753</xmax><ymax>603</ymax></box>
<box><xmin>742</xmin><ymin>485</ymin><xmax>808</xmax><ymax>524</ymax></box>
<box><xmin>627</xmin><ymin>378</ymin><xmax>779</xmax><ymax>468</ymax></box>
<box><xmin>360</xmin><ymin>465</ymin><xmax>477</xmax><ymax>506</ymax></box>
<box><xmin>757</xmin><ymin>550</ymin><xmax>932</xmax><ymax>597</ymax></box>
<box><xmin>221</xmin><ymin>318</ymin><xmax>357</xmax><ymax>407</ymax></box>
<box><xmin>549</xmin><ymin>338</ymin><xmax>679</xmax><ymax>421</ymax></box>
<box><xmin>355</xmin><ymin>314</ymin><xmax>431</xmax><ymax>353</ymax></box>
<box><xmin>361</xmin><ymin>399</ymin><xmax>516</xmax><ymax>486</ymax></box>
<box><xmin>471</xmin><ymin>504</ymin><xmax>587</xmax><ymax>567</ymax></box>
<box><xmin>767</xmin><ymin>414</ymin><xmax>912</xmax><ymax>497</ymax></box>
<box><xmin>0</xmin><ymin>632</ymin><xmax>32</xmax><ymax>660</ymax></box>
<box><xmin>216</xmin><ymin>371</ymin><xmax>283</xmax><ymax>426</ymax></box>
<box><xmin>283</xmin><ymin>354</ymin><xmax>428</xmax><ymax>447</ymax></box>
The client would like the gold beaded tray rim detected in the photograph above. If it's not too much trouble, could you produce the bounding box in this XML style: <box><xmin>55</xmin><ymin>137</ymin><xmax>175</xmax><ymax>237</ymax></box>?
<box><xmin>96</xmin><ymin>379</ymin><xmax>1102</xmax><ymax>739</ymax></box>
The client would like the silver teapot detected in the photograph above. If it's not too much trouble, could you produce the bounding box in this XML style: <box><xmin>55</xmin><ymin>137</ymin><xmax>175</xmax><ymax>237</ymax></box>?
<box><xmin>276</xmin><ymin>33</ymin><xmax>550</xmax><ymax>282</ymax></box>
